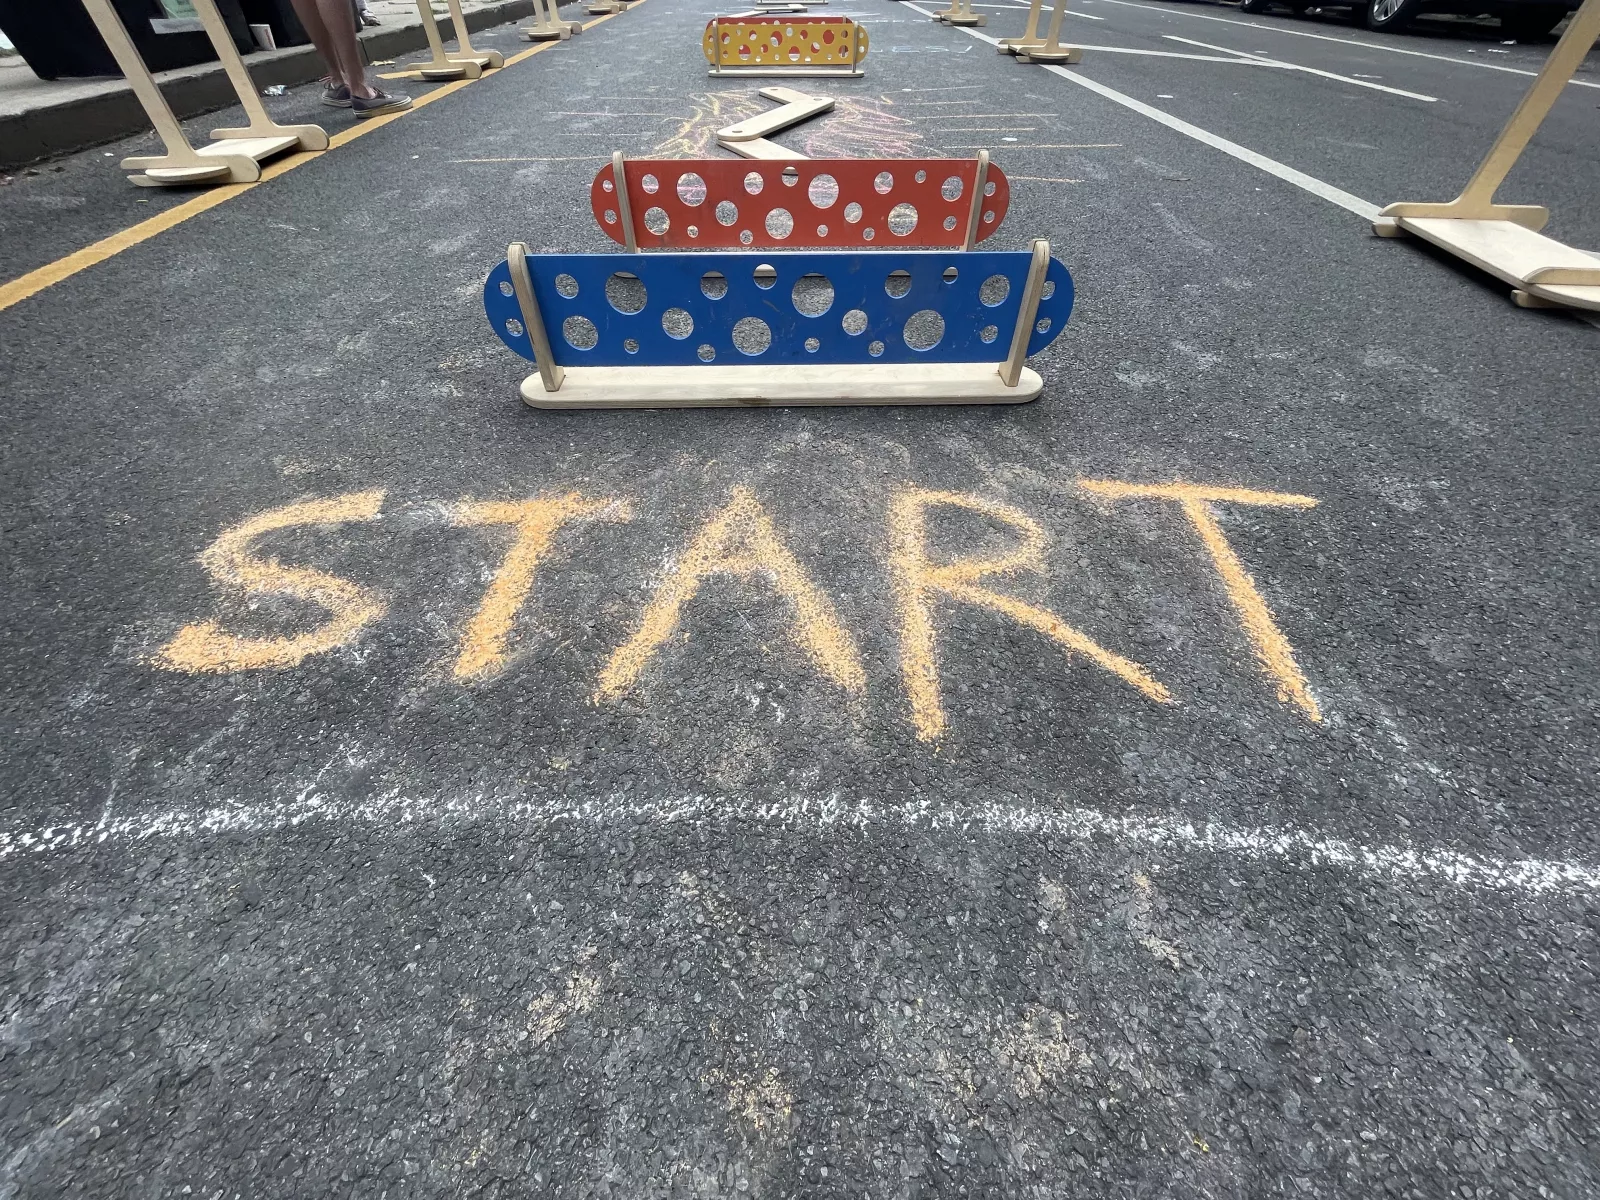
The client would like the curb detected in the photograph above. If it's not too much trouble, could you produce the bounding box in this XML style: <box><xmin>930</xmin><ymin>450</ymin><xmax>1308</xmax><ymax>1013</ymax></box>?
<box><xmin>0</xmin><ymin>0</ymin><xmax>538</xmax><ymax>170</ymax></box>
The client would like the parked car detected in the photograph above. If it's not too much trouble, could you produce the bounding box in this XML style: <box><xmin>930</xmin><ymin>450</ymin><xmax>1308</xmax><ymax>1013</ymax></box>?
<box><xmin>1238</xmin><ymin>0</ymin><xmax>1577</xmax><ymax>37</ymax></box>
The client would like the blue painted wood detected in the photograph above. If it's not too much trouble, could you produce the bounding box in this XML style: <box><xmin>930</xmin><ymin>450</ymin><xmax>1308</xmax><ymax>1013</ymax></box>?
<box><xmin>484</xmin><ymin>250</ymin><xmax>1072</xmax><ymax>366</ymax></box>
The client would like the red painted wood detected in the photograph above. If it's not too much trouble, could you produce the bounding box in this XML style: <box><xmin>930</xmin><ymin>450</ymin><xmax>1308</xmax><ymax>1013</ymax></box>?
<box><xmin>590</xmin><ymin>158</ymin><xmax>1011</xmax><ymax>249</ymax></box>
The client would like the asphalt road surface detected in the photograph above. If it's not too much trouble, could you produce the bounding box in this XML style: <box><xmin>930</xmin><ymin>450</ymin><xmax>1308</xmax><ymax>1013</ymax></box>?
<box><xmin>1</xmin><ymin>1</ymin><xmax>1598</xmax><ymax>1196</ymax></box>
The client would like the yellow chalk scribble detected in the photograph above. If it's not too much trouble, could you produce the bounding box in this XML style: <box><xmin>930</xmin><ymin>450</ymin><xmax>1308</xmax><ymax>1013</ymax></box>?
<box><xmin>595</xmin><ymin>486</ymin><xmax>864</xmax><ymax>701</ymax></box>
<box><xmin>452</xmin><ymin>494</ymin><xmax>628</xmax><ymax>680</ymax></box>
<box><xmin>1078</xmin><ymin>480</ymin><xmax>1322</xmax><ymax>722</ymax></box>
<box><xmin>156</xmin><ymin>491</ymin><xmax>387</xmax><ymax>673</ymax></box>
<box><xmin>887</xmin><ymin>489</ymin><xmax>1172</xmax><ymax>742</ymax></box>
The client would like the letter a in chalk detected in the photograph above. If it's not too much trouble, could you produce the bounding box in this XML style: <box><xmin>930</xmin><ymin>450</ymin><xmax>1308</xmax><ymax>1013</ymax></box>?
<box><xmin>595</xmin><ymin>487</ymin><xmax>865</xmax><ymax>700</ymax></box>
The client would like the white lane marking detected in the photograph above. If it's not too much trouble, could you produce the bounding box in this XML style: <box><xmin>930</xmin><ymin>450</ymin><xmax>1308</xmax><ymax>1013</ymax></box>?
<box><xmin>970</xmin><ymin>0</ymin><xmax>1106</xmax><ymax>13</ymax></box>
<box><xmin>905</xmin><ymin>3</ymin><xmax>1382</xmax><ymax>220</ymax></box>
<box><xmin>1163</xmin><ymin>34</ymin><xmax>1440</xmax><ymax>100</ymax></box>
<box><xmin>3</xmin><ymin>789</ymin><xmax>1597</xmax><ymax>895</ymax></box>
<box><xmin>1091</xmin><ymin>0</ymin><xmax>1600</xmax><ymax>90</ymax></box>
<box><xmin>1067</xmin><ymin>44</ymin><xmax>1285</xmax><ymax>63</ymax></box>
<box><xmin>1044</xmin><ymin>67</ymin><xmax>1381</xmax><ymax>218</ymax></box>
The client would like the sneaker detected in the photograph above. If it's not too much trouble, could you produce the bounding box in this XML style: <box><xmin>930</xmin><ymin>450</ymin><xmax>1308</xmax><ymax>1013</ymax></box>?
<box><xmin>321</xmin><ymin>81</ymin><xmax>352</xmax><ymax>107</ymax></box>
<box><xmin>360</xmin><ymin>11</ymin><xmax>381</xmax><ymax>24</ymax></box>
<box><xmin>351</xmin><ymin>88</ymin><xmax>413</xmax><ymax>118</ymax></box>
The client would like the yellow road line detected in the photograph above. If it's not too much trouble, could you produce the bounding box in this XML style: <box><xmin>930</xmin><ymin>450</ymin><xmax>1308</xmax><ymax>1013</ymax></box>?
<box><xmin>0</xmin><ymin>4</ymin><xmax>636</xmax><ymax>316</ymax></box>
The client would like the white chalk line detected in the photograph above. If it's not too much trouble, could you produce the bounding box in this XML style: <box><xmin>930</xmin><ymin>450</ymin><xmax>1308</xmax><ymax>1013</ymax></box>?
<box><xmin>904</xmin><ymin>3</ymin><xmax>1383</xmax><ymax>220</ymax></box>
<box><xmin>2</xmin><ymin>788</ymin><xmax>1597</xmax><ymax>896</ymax></box>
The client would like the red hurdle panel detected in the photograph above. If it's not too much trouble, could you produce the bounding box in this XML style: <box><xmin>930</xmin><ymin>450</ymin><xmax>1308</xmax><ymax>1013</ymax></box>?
<box><xmin>590</xmin><ymin>158</ymin><xmax>1011</xmax><ymax>250</ymax></box>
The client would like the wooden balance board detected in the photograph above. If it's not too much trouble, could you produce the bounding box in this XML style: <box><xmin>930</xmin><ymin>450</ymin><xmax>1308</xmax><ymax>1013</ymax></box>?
<box><xmin>704</xmin><ymin>16</ymin><xmax>868</xmax><ymax>75</ymax></box>
<box><xmin>483</xmin><ymin>247</ymin><xmax>1072</xmax><ymax>408</ymax></box>
<box><xmin>591</xmin><ymin>157</ymin><xmax>1010</xmax><ymax>250</ymax></box>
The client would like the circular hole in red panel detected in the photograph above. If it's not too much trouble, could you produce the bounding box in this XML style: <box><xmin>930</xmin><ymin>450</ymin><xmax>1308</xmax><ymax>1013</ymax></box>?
<box><xmin>843</xmin><ymin>202</ymin><xmax>862</xmax><ymax>224</ymax></box>
<box><xmin>781</xmin><ymin>166</ymin><xmax>799</xmax><ymax>187</ymax></box>
<box><xmin>676</xmin><ymin>172</ymin><xmax>706</xmax><ymax>205</ymax></box>
<box><xmin>643</xmin><ymin>207</ymin><xmax>669</xmax><ymax>235</ymax></box>
<box><xmin>941</xmin><ymin>175</ymin><xmax>963</xmax><ymax>201</ymax></box>
<box><xmin>807</xmin><ymin>173</ymin><xmax>838</xmax><ymax>208</ymax></box>
<box><xmin>874</xmin><ymin>171</ymin><xmax>894</xmax><ymax>194</ymax></box>
<box><xmin>765</xmin><ymin>208</ymin><xmax>794</xmax><ymax>239</ymax></box>
<box><xmin>745</xmin><ymin>171</ymin><xmax>764</xmax><ymax>195</ymax></box>
<box><xmin>942</xmin><ymin>215</ymin><xmax>957</xmax><ymax>231</ymax></box>
<box><xmin>715</xmin><ymin>200</ymin><xmax>738</xmax><ymax>226</ymax></box>
<box><xmin>887</xmin><ymin>203</ymin><xmax>917</xmax><ymax>237</ymax></box>
<box><xmin>640</xmin><ymin>173</ymin><xmax>659</xmax><ymax>194</ymax></box>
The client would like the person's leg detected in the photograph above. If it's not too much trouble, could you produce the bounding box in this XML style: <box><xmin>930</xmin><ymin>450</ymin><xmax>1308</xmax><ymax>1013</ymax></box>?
<box><xmin>286</xmin><ymin>0</ymin><xmax>340</xmax><ymax>78</ymax></box>
<box><xmin>287</xmin><ymin>0</ymin><xmax>408</xmax><ymax>112</ymax></box>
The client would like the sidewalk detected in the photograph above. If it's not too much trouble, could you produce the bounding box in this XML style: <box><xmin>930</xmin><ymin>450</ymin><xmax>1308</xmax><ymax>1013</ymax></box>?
<box><xmin>0</xmin><ymin>0</ymin><xmax>537</xmax><ymax>169</ymax></box>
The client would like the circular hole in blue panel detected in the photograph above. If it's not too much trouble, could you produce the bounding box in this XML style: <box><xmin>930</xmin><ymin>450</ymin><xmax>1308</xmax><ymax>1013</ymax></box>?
<box><xmin>733</xmin><ymin>316</ymin><xmax>772</xmax><ymax>357</ymax></box>
<box><xmin>562</xmin><ymin>315</ymin><xmax>597</xmax><ymax>350</ymax></box>
<box><xmin>697</xmin><ymin>344</ymin><xmax>716</xmax><ymax>362</ymax></box>
<box><xmin>979</xmin><ymin>324</ymin><xmax>998</xmax><ymax>344</ymax></box>
<box><xmin>753</xmin><ymin>264</ymin><xmax>777</xmax><ymax>290</ymax></box>
<box><xmin>979</xmin><ymin>274</ymin><xmax>1010</xmax><ymax>307</ymax></box>
<box><xmin>903</xmin><ymin>310</ymin><xmax>944</xmax><ymax>352</ymax></box>
<box><xmin>793</xmin><ymin>273</ymin><xmax>833</xmax><ymax>317</ymax></box>
<box><xmin>499</xmin><ymin>280</ymin><xmax>514</xmax><ymax>297</ymax></box>
<box><xmin>555</xmin><ymin>274</ymin><xmax>579</xmax><ymax>299</ymax></box>
<box><xmin>505</xmin><ymin>318</ymin><xmax>524</xmax><ymax>337</ymax></box>
<box><xmin>1035</xmin><ymin>317</ymin><xmax>1052</xmax><ymax>335</ymax></box>
<box><xmin>868</xmin><ymin>340</ymin><xmax>885</xmax><ymax>357</ymax></box>
<box><xmin>1041</xmin><ymin>280</ymin><xmax>1056</xmax><ymax>300</ymax></box>
<box><xmin>624</xmin><ymin>338</ymin><xmax>639</xmax><ymax>354</ymax></box>
<box><xmin>804</xmin><ymin>337</ymin><xmax>820</xmax><ymax>353</ymax></box>
<box><xmin>841</xmin><ymin>309</ymin><xmax>867</xmax><ymax>336</ymax></box>
<box><xmin>942</xmin><ymin>266</ymin><xmax>958</xmax><ymax>284</ymax></box>
<box><xmin>885</xmin><ymin>270</ymin><xmax>911</xmax><ymax>299</ymax></box>
<box><xmin>701</xmin><ymin>271</ymin><xmax>728</xmax><ymax>299</ymax></box>
<box><xmin>605</xmin><ymin>272</ymin><xmax>647</xmax><ymax>315</ymax></box>
<box><xmin>662</xmin><ymin>308</ymin><xmax>693</xmax><ymax>339</ymax></box>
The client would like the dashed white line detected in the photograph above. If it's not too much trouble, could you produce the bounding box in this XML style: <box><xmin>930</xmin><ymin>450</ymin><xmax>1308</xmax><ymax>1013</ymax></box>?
<box><xmin>1162</xmin><ymin>34</ymin><xmax>1440</xmax><ymax>100</ymax></box>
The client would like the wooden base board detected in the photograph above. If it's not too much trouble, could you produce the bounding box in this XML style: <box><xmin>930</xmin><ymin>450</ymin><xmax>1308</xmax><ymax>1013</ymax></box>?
<box><xmin>1392</xmin><ymin>216</ymin><xmax>1600</xmax><ymax>311</ymax></box>
<box><xmin>718</xmin><ymin>136</ymin><xmax>810</xmax><ymax>159</ymax></box>
<box><xmin>519</xmin><ymin>363</ymin><xmax>1043</xmax><ymax>409</ymax></box>
<box><xmin>127</xmin><ymin>133</ymin><xmax>300</xmax><ymax>185</ymax></box>
<box><xmin>717</xmin><ymin>86</ymin><xmax>834</xmax><ymax>141</ymax></box>
<box><xmin>1016</xmin><ymin>46</ymin><xmax>1082</xmax><ymax>62</ymax></box>
<box><xmin>709</xmin><ymin>66</ymin><xmax>864</xmax><ymax>77</ymax></box>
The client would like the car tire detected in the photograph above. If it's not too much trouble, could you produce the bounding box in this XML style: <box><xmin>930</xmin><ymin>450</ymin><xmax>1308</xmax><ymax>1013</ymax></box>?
<box><xmin>1500</xmin><ymin>5</ymin><xmax>1566</xmax><ymax>37</ymax></box>
<box><xmin>1364</xmin><ymin>0</ymin><xmax>1421</xmax><ymax>29</ymax></box>
<box><xmin>1239</xmin><ymin>0</ymin><xmax>1273</xmax><ymax>11</ymax></box>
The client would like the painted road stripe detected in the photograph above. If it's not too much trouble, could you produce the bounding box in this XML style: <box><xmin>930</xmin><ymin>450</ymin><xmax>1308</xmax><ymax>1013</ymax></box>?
<box><xmin>1091</xmin><ymin>0</ymin><xmax>1600</xmax><ymax>90</ymax></box>
<box><xmin>1162</xmin><ymin>34</ymin><xmax>1440</xmax><ymax>101</ymax></box>
<box><xmin>906</xmin><ymin>4</ymin><xmax>1382</xmax><ymax>221</ymax></box>
<box><xmin>2</xmin><ymin>789</ymin><xmax>1596</xmax><ymax>896</ymax></box>
<box><xmin>0</xmin><ymin>5</ymin><xmax>639</xmax><ymax>315</ymax></box>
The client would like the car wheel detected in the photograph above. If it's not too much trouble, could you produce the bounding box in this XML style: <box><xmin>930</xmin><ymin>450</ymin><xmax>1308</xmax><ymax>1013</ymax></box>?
<box><xmin>1365</xmin><ymin>0</ymin><xmax>1421</xmax><ymax>29</ymax></box>
<box><xmin>1239</xmin><ymin>0</ymin><xmax>1273</xmax><ymax>11</ymax></box>
<box><xmin>1500</xmin><ymin>5</ymin><xmax>1566</xmax><ymax>37</ymax></box>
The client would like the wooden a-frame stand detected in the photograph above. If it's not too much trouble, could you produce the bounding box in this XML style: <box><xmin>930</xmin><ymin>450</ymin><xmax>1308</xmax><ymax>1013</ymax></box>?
<box><xmin>80</xmin><ymin>0</ymin><xmax>325</xmax><ymax>186</ymax></box>
<box><xmin>411</xmin><ymin>0</ymin><xmax>504</xmax><ymax>78</ymax></box>
<box><xmin>934</xmin><ymin>0</ymin><xmax>987</xmax><ymax>27</ymax></box>
<box><xmin>521</xmin><ymin>0</ymin><xmax>584</xmax><ymax>40</ymax></box>
<box><xmin>1007</xmin><ymin>0</ymin><xmax>1082</xmax><ymax>63</ymax></box>
<box><xmin>1373</xmin><ymin>0</ymin><xmax>1599</xmax><ymax>312</ymax></box>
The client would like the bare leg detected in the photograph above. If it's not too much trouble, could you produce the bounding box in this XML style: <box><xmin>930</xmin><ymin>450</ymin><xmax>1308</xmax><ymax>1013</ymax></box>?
<box><xmin>287</xmin><ymin>0</ymin><xmax>379</xmax><ymax>97</ymax></box>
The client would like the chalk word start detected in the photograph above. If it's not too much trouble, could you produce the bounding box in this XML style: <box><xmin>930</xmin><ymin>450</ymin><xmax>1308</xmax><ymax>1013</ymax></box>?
<box><xmin>154</xmin><ymin>481</ymin><xmax>1321</xmax><ymax>740</ymax></box>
